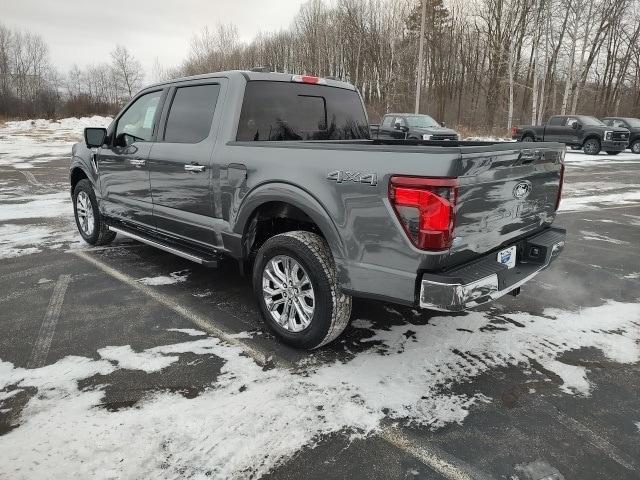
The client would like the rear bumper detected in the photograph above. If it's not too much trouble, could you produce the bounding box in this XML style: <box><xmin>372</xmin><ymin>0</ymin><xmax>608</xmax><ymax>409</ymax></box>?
<box><xmin>601</xmin><ymin>140</ymin><xmax>628</xmax><ymax>151</ymax></box>
<box><xmin>419</xmin><ymin>227</ymin><xmax>566</xmax><ymax>312</ymax></box>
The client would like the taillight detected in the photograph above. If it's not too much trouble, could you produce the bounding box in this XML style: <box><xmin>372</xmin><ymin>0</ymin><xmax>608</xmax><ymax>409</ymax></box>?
<box><xmin>291</xmin><ymin>74</ymin><xmax>327</xmax><ymax>85</ymax></box>
<box><xmin>511</xmin><ymin>126</ymin><xmax>519</xmax><ymax>137</ymax></box>
<box><xmin>555</xmin><ymin>162</ymin><xmax>565</xmax><ymax>211</ymax></box>
<box><xmin>389</xmin><ymin>176</ymin><xmax>458</xmax><ymax>251</ymax></box>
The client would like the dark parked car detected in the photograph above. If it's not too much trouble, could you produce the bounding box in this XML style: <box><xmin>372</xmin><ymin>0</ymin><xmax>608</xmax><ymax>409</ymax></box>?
<box><xmin>71</xmin><ymin>70</ymin><xmax>566</xmax><ymax>349</ymax></box>
<box><xmin>601</xmin><ymin>117</ymin><xmax>640</xmax><ymax>154</ymax></box>
<box><xmin>370</xmin><ymin>113</ymin><xmax>459</xmax><ymax>141</ymax></box>
<box><xmin>512</xmin><ymin>115</ymin><xmax>630</xmax><ymax>155</ymax></box>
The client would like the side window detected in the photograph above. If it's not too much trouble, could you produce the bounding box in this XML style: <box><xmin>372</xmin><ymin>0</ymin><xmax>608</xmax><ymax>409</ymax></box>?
<box><xmin>115</xmin><ymin>91</ymin><xmax>163</xmax><ymax>145</ymax></box>
<box><xmin>603</xmin><ymin>119</ymin><xmax>613</xmax><ymax>126</ymax></box>
<box><xmin>566</xmin><ymin>117</ymin><xmax>578</xmax><ymax>128</ymax></box>
<box><xmin>548</xmin><ymin>116</ymin><xmax>564</xmax><ymax>126</ymax></box>
<box><xmin>163</xmin><ymin>84</ymin><xmax>221</xmax><ymax>143</ymax></box>
<box><xmin>381</xmin><ymin>116</ymin><xmax>394</xmax><ymax>128</ymax></box>
<box><xmin>613</xmin><ymin>120</ymin><xmax>626</xmax><ymax>128</ymax></box>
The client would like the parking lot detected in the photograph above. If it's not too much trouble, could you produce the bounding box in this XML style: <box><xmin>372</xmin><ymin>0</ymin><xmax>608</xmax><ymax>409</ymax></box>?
<box><xmin>0</xmin><ymin>119</ymin><xmax>639</xmax><ymax>479</ymax></box>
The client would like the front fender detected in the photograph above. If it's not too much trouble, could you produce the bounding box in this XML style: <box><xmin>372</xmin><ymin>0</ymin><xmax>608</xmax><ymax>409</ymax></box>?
<box><xmin>231</xmin><ymin>181</ymin><xmax>347</xmax><ymax>263</ymax></box>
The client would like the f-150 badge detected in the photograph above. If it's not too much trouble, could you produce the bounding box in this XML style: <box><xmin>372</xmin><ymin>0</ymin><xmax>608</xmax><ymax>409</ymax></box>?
<box><xmin>327</xmin><ymin>170</ymin><xmax>378</xmax><ymax>186</ymax></box>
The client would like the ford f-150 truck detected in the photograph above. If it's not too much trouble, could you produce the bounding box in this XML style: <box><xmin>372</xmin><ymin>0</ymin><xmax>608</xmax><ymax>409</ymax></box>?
<box><xmin>601</xmin><ymin>117</ymin><xmax>640</xmax><ymax>154</ymax></box>
<box><xmin>512</xmin><ymin>115</ymin><xmax>630</xmax><ymax>155</ymax></box>
<box><xmin>71</xmin><ymin>70</ymin><xmax>566</xmax><ymax>349</ymax></box>
<box><xmin>370</xmin><ymin>113</ymin><xmax>459</xmax><ymax>141</ymax></box>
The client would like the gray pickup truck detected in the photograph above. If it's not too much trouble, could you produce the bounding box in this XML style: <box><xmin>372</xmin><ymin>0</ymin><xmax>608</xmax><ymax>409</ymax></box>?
<box><xmin>512</xmin><ymin>115</ymin><xmax>630</xmax><ymax>155</ymax></box>
<box><xmin>71</xmin><ymin>70</ymin><xmax>566</xmax><ymax>349</ymax></box>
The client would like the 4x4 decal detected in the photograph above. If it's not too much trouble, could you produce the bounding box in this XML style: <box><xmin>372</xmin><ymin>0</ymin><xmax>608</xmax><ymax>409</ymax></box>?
<box><xmin>327</xmin><ymin>170</ymin><xmax>378</xmax><ymax>186</ymax></box>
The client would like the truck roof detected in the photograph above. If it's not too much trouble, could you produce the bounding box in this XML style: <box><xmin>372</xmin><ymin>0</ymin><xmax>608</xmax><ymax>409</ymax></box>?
<box><xmin>145</xmin><ymin>70</ymin><xmax>357</xmax><ymax>91</ymax></box>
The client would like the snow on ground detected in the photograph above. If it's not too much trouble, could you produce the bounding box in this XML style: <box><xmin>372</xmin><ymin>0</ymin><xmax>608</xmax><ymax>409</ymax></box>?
<box><xmin>1</xmin><ymin>301</ymin><xmax>639</xmax><ymax>479</ymax></box>
<box><xmin>0</xmin><ymin>117</ymin><xmax>112</xmax><ymax>258</ymax></box>
<box><xmin>0</xmin><ymin>116</ymin><xmax>111</xmax><ymax>170</ymax></box>
<box><xmin>138</xmin><ymin>270</ymin><xmax>191</xmax><ymax>286</ymax></box>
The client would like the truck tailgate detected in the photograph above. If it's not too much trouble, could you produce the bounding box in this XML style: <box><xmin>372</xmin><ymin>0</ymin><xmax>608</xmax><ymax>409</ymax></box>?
<box><xmin>448</xmin><ymin>144</ymin><xmax>564</xmax><ymax>265</ymax></box>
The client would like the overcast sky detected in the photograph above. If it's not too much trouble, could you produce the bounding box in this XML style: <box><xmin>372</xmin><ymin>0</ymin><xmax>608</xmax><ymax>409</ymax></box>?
<box><xmin>3</xmin><ymin>0</ymin><xmax>309</xmax><ymax>79</ymax></box>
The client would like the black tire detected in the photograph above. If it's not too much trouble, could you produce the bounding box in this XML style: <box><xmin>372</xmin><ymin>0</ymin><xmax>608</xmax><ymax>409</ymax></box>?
<box><xmin>606</xmin><ymin>151</ymin><xmax>621</xmax><ymax>156</ymax></box>
<box><xmin>72</xmin><ymin>179</ymin><xmax>116</xmax><ymax>246</ymax></box>
<box><xmin>521</xmin><ymin>135</ymin><xmax>534</xmax><ymax>142</ymax></box>
<box><xmin>252</xmin><ymin>231</ymin><xmax>352</xmax><ymax>350</ymax></box>
<box><xmin>583</xmin><ymin>138</ymin><xmax>601</xmax><ymax>155</ymax></box>
<box><xmin>630</xmin><ymin>140</ymin><xmax>640</xmax><ymax>154</ymax></box>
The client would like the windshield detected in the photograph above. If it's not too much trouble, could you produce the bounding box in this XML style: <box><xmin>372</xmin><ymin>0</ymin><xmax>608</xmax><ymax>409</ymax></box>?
<box><xmin>405</xmin><ymin>115</ymin><xmax>439</xmax><ymax>128</ymax></box>
<box><xmin>580</xmin><ymin>116</ymin><xmax>605</xmax><ymax>126</ymax></box>
<box><xmin>625</xmin><ymin>118</ymin><xmax>640</xmax><ymax>128</ymax></box>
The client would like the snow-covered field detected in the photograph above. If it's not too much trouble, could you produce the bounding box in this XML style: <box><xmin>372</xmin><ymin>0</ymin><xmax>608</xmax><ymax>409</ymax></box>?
<box><xmin>0</xmin><ymin>119</ymin><xmax>639</xmax><ymax>478</ymax></box>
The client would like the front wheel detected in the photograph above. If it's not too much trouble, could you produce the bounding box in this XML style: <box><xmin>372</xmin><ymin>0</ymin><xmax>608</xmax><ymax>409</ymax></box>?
<box><xmin>73</xmin><ymin>179</ymin><xmax>116</xmax><ymax>245</ymax></box>
<box><xmin>631</xmin><ymin>140</ymin><xmax>640</xmax><ymax>154</ymax></box>
<box><xmin>606</xmin><ymin>151</ymin><xmax>621</xmax><ymax>156</ymax></box>
<box><xmin>583</xmin><ymin>138</ymin><xmax>601</xmax><ymax>155</ymax></box>
<box><xmin>253</xmin><ymin>231</ymin><xmax>352</xmax><ymax>350</ymax></box>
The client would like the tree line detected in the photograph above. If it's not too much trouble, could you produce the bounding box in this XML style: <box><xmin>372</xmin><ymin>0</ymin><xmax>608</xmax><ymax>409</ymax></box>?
<box><xmin>2</xmin><ymin>0</ymin><xmax>640</xmax><ymax>135</ymax></box>
<box><xmin>0</xmin><ymin>23</ymin><xmax>142</xmax><ymax>119</ymax></box>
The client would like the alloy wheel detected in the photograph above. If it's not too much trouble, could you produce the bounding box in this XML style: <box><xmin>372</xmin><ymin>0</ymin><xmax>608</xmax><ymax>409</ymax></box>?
<box><xmin>76</xmin><ymin>191</ymin><xmax>95</xmax><ymax>237</ymax></box>
<box><xmin>262</xmin><ymin>255</ymin><xmax>315</xmax><ymax>332</ymax></box>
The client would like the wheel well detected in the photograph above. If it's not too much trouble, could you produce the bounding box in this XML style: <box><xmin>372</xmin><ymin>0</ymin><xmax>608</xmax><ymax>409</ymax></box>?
<box><xmin>70</xmin><ymin>167</ymin><xmax>88</xmax><ymax>193</ymax></box>
<box><xmin>582</xmin><ymin>135</ymin><xmax>600</xmax><ymax>145</ymax></box>
<box><xmin>243</xmin><ymin>201</ymin><xmax>323</xmax><ymax>260</ymax></box>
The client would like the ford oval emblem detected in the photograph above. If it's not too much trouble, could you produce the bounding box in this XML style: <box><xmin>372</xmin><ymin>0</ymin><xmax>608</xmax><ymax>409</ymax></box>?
<box><xmin>513</xmin><ymin>181</ymin><xmax>532</xmax><ymax>199</ymax></box>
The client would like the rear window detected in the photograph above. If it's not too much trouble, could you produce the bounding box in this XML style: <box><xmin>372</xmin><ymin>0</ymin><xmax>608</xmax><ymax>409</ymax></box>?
<box><xmin>236</xmin><ymin>81</ymin><xmax>369</xmax><ymax>141</ymax></box>
<box><xmin>548</xmin><ymin>116</ymin><xmax>564</xmax><ymax>126</ymax></box>
<box><xmin>164</xmin><ymin>84</ymin><xmax>220</xmax><ymax>143</ymax></box>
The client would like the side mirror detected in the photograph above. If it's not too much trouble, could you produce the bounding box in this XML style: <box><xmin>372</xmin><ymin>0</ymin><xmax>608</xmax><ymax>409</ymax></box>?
<box><xmin>400</xmin><ymin>125</ymin><xmax>409</xmax><ymax>133</ymax></box>
<box><xmin>440</xmin><ymin>121</ymin><xmax>446</xmax><ymax>127</ymax></box>
<box><xmin>84</xmin><ymin>127</ymin><xmax>107</xmax><ymax>148</ymax></box>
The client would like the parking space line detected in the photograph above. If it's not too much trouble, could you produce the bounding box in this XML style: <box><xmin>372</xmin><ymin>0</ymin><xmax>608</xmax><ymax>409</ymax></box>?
<box><xmin>548</xmin><ymin>408</ymin><xmax>640</xmax><ymax>473</ymax></box>
<box><xmin>19</xmin><ymin>170</ymin><xmax>41</xmax><ymax>186</ymax></box>
<box><xmin>380</xmin><ymin>426</ymin><xmax>497</xmax><ymax>480</ymax></box>
<box><xmin>27</xmin><ymin>274</ymin><xmax>71</xmax><ymax>368</ymax></box>
<box><xmin>72</xmin><ymin>250</ymin><xmax>279</xmax><ymax>368</ymax></box>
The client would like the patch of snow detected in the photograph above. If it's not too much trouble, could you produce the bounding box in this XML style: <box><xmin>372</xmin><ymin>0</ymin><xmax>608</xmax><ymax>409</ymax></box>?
<box><xmin>137</xmin><ymin>270</ymin><xmax>190</xmax><ymax>286</ymax></box>
<box><xmin>636</xmin><ymin>422</ymin><xmax>640</xmax><ymax>433</ymax></box>
<box><xmin>624</xmin><ymin>273</ymin><xmax>640</xmax><ymax>280</ymax></box>
<box><xmin>0</xmin><ymin>192</ymin><xmax>70</xmax><ymax>221</ymax></box>
<box><xmin>98</xmin><ymin>345</ymin><xmax>179</xmax><ymax>373</ymax></box>
<box><xmin>580</xmin><ymin>231</ymin><xmax>630</xmax><ymax>245</ymax></box>
<box><xmin>166</xmin><ymin>328</ymin><xmax>207</xmax><ymax>337</ymax></box>
<box><xmin>351</xmin><ymin>319</ymin><xmax>374</xmax><ymax>330</ymax></box>
<box><xmin>559</xmin><ymin>190</ymin><xmax>640</xmax><ymax>211</ymax></box>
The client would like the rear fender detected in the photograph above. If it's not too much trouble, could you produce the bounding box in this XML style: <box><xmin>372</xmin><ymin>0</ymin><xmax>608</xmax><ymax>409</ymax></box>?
<box><xmin>232</xmin><ymin>182</ymin><xmax>346</xmax><ymax>264</ymax></box>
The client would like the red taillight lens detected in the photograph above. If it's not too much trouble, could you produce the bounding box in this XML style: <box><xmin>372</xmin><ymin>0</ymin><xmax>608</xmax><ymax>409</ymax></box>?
<box><xmin>389</xmin><ymin>176</ymin><xmax>458</xmax><ymax>251</ymax></box>
<box><xmin>511</xmin><ymin>126</ymin><xmax>518</xmax><ymax>137</ymax></box>
<box><xmin>555</xmin><ymin>162</ymin><xmax>565</xmax><ymax>211</ymax></box>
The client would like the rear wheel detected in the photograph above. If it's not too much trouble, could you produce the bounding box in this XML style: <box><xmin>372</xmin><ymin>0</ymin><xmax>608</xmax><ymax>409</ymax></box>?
<box><xmin>253</xmin><ymin>231</ymin><xmax>352</xmax><ymax>350</ymax></box>
<box><xmin>606</xmin><ymin>151</ymin><xmax>621</xmax><ymax>156</ymax></box>
<box><xmin>73</xmin><ymin>179</ymin><xmax>116</xmax><ymax>245</ymax></box>
<box><xmin>583</xmin><ymin>138</ymin><xmax>601</xmax><ymax>155</ymax></box>
<box><xmin>631</xmin><ymin>140</ymin><xmax>640</xmax><ymax>154</ymax></box>
<box><xmin>521</xmin><ymin>135</ymin><xmax>534</xmax><ymax>142</ymax></box>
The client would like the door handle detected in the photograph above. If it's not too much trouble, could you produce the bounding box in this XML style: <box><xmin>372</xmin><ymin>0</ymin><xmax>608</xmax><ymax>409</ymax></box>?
<box><xmin>184</xmin><ymin>164</ymin><xmax>205</xmax><ymax>173</ymax></box>
<box><xmin>130</xmin><ymin>158</ymin><xmax>146</xmax><ymax>168</ymax></box>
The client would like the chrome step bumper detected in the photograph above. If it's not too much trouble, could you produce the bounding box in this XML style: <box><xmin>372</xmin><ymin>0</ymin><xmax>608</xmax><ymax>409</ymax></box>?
<box><xmin>419</xmin><ymin>228</ymin><xmax>566</xmax><ymax>312</ymax></box>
